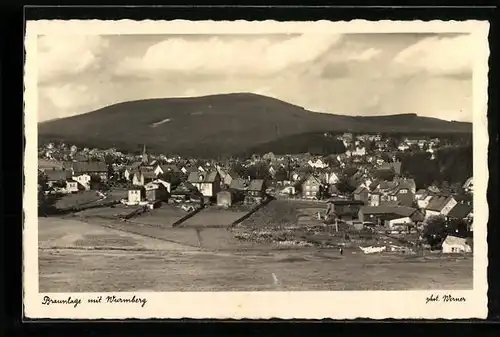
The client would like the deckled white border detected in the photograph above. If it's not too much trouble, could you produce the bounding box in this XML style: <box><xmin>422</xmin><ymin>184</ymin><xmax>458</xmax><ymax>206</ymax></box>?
<box><xmin>23</xmin><ymin>19</ymin><xmax>490</xmax><ymax>320</ymax></box>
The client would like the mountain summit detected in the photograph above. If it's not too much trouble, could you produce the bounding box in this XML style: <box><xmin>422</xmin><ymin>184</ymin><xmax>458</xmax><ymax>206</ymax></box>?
<box><xmin>38</xmin><ymin>93</ymin><xmax>471</xmax><ymax>157</ymax></box>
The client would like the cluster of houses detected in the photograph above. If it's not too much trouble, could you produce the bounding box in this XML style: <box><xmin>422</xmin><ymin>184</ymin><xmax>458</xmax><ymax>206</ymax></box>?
<box><xmin>38</xmin><ymin>138</ymin><xmax>472</xmax><ymax>228</ymax></box>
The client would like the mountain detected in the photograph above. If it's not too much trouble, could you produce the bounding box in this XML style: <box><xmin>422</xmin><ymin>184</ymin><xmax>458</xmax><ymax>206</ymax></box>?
<box><xmin>38</xmin><ymin>93</ymin><xmax>472</xmax><ymax>158</ymax></box>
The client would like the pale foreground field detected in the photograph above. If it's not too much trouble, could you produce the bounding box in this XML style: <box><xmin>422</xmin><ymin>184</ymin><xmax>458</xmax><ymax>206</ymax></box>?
<box><xmin>38</xmin><ymin>217</ymin><xmax>473</xmax><ymax>292</ymax></box>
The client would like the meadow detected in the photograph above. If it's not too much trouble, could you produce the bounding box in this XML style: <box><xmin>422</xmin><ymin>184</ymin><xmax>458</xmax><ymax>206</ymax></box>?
<box><xmin>38</xmin><ymin>216</ymin><xmax>473</xmax><ymax>292</ymax></box>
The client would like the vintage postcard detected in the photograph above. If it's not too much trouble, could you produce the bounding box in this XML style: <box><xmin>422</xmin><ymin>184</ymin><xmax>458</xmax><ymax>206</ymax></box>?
<box><xmin>24</xmin><ymin>19</ymin><xmax>490</xmax><ymax>320</ymax></box>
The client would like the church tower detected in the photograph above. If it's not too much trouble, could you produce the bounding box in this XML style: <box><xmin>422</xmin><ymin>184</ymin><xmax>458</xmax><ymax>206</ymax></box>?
<box><xmin>142</xmin><ymin>144</ymin><xmax>148</xmax><ymax>165</ymax></box>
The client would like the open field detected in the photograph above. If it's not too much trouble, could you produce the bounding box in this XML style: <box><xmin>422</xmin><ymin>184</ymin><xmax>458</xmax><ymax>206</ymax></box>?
<box><xmin>127</xmin><ymin>205</ymin><xmax>187</xmax><ymax>227</ymax></box>
<box><xmin>54</xmin><ymin>191</ymin><xmax>102</xmax><ymax>210</ymax></box>
<box><xmin>179</xmin><ymin>207</ymin><xmax>248</xmax><ymax>228</ymax></box>
<box><xmin>53</xmin><ymin>189</ymin><xmax>128</xmax><ymax>211</ymax></box>
<box><xmin>38</xmin><ymin>216</ymin><xmax>473</xmax><ymax>292</ymax></box>
<box><xmin>75</xmin><ymin>204</ymin><xmax>140</xmax><ymax>218</ymax></box>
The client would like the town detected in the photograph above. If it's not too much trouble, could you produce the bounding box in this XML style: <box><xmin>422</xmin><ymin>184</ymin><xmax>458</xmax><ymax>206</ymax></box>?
<box><xmin>37</xmin><ymin>131</ymin><xmax>473</xmax><ymax>256</ymax></box>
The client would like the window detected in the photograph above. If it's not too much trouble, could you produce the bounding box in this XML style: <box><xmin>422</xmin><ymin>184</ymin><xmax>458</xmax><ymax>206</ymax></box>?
<box><xmin>399</xmin><ymin>189</ymin><xmax>408</xmax><ymax>194</ymax></box>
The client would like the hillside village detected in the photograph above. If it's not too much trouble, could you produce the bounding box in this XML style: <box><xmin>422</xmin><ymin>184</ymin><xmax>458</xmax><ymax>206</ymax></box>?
<box><xmin>38</xmin><ymin>131</ymin><xmax>474</xmax><ymax>255</ymax></box>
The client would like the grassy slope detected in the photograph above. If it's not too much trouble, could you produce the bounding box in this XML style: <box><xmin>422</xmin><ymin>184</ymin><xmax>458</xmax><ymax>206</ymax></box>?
<box><xmin>38</xmin><ymin>93</ymin><xmax>472</xmax><ymax>157</ymax></box>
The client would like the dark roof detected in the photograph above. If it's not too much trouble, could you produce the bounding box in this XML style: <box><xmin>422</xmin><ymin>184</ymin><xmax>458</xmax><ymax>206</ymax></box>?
<box><xmin>73</xmin><ymin>161</ymin><xmax>107</xmax><ymax>174</ymax></box>
<box><xmin>380</xmin><ymin>161</ymin><xmax>402</xmax><ymax>174</ymax></box>
<box><xmin>426</xmin><ymin>195</ymin><xmax>452</xmax><ymax>212</ymax></box>
<box><xmin>447</xmin><ymin>203</ymin><xmax>472</xmax><ymax>219</ymax></box>
<box><xmin>248</xmin><ymin>179</ymin><xmax>265</xmax><ymax>191</ymax></box>
<box><xmin>229</xmin><ymin>178</ymin><xmax>250</xmax><ymax>190</ymax></box>
<box><xmin>158</xmin><ymin>164</ymin><xmax>181</xmax><ymax>173</ymax></box>
<box><xmin>369</xmin><ymin>180</ymin><xmax>380</xmax><ymax>191</ymax></box>
<box><xmin>171</xmin><ymin>181</ymin><xmax>198</xmax><ymax>195</ymax></box>
<box><xmin>302</xmin><ymin>174</ymin><xmax>323</xmax><ymax>186</ymax></box>
<box><xmin>361</xmin><ymin>205</ymin><xmax>417</xmax><ymax>218</ymax></box>
<box><xmin>427</xmin><ymin>185</ymin><xmax>441</xmax><ymax>193</ymax></box>
<box><xmin>139</xmin><ymin>170</ymin><xmax>157</xmax><ymax>179</ymax></box>
<box><xmin>187</xmin><ymin>171</ymin><xmax>219</xmax><ymax>183</ymax></box>
<box><xmin>128</xmin><ymin>161</ymin><xmax>143</xmax><ymax>170</ymax></box>
<box><xmin>353</xmin><ymin>185</ymin><xmax>368</xmax><ymax>195</ymax></box>
<box><xmin>378</xmin><ymin>179</ymin><xmax>415</xmax><ymax>195</ymax></box>
<box><xmin>128</xmin><ymin>185</ymin><xmax>145</xmax><ymax>191</ymax></box>
<box><xmin>45</xmin><ymin>169</ymin><xmax>72</xmax><ymax>181</ymax></box>
<box><xmin>227</xmin><ymin>170</ymin><xmax>241</xmax><ymax>179</ymax></box>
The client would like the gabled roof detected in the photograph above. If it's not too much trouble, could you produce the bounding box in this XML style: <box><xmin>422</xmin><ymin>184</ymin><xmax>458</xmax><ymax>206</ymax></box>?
<box><xmin>140</xmin><ymin>170</ymin><xmax>157</xmax><ymax>179</ymax></box>
<box><xmin>171</xmin><ymin>181</ymin><xmax>198</xmax><ymax>195</ymax></box>
<box><xmin>426</xmin><ymin>195</ymin><xmax>452</xmax><ymax>212</ymax></box>
<box><xmin>158</xmin><ymin>164</ymin><xmax>181</xmax><ymax>173</ymax></box>
<box><xmin>128</xmin><ymin>161</ymin><xmax>143</xmax><ymax>169</ymax></box>
<box><xmin>248</xmin><ymin>179</ymin><xmax>265</xmax><ymax>191</ymax></box>
<box><xmin>447</xmin><ymin>203</ymin><xmax>473</xmax><ymax>219</ymax></box>
<box><xmin>128</xmin><ymin>185</ymin><xmax>145</xmax><ymax>191</ymax></box>
<box><xmin>229</xmin><ymin>178</ymin><xmax>249</xmax><ymax>190</ymax></box>
<box><xmin>152</xmin><ymin>179</ymin><xmax>171</xmax><ymax>189</ymax></box>
<box><xmin>427</xmin><ymin>185</ymin><xmax>441</xmax><ymax>193</ymax></box>
<box><xmin>442</xmin><ymin>235</ymin><xmax>468</xmax><ymax>246</ymax></box>
<box><xmin>302</xmin><ymin>174</ymin><xmax>323</xmax><ymax>186</ymax></box>
<box><xmin>387</xmin><ymin>179</ymin><xmax>415</xmax><ymax>195</ymax></box>
<box><xmin>187</xmin><ymin>171</ymin><xmax>219</xmax><ymax>183</ymax></box>
<box><xmin>73</xmin><ymin>161</ymin><xmax>107</xmax><ymax>173</ymax></box>
<box><xmin>361</xmin><ymin>205</ymin><xmax>418</xmax><ymax>218</ymax></box>
<box><xmin>353</xmin><ymin>185</ymin><xmax>368</xmax><ymax>195</ymax></box>
<box><xmin>45</xmin><ymin>169</ymin><xmax>72</xmax><ymax>181</ymax></box>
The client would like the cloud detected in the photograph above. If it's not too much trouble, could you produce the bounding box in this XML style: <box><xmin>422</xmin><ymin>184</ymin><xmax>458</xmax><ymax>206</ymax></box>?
<box><xmin>347</xmin><ymin>47</ymin><xmax>382</xmax><ymax>61</ymax></box>
<box><xmin>39</xmin><ymin>83</ymin><xmax>103</xmax><ymax>120</ymax></box>
<box><xmin>114</xmin><ymin>34</ymin><xmax>341</xmax><ymax>78</ymax></box>
<box><xmin>393</xmin><ymin>34</ymin><xmax>473</xmax><ymax>77</ymax></box>
<box><xmin>36</xmin><ymin>33</ymin><xmax>473</xmax><ymax>123</ymax></box>
<box><xmin>37</xmin><ymin>35</ymin><xmax>110</xmax><ymax>84</ymax></box>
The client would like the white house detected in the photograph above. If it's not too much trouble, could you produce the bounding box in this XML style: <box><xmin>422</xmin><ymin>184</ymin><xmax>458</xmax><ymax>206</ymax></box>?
<box><xmin>352</xmin><ymin>147</ymin><xmax>366</xmax><ymax>156</ymax></box>
<box><xmin>128</xmin><ymin>187</ymin><xmax>145</xmax><ymax>204</ymax></box>
<box><xmin>324</xmin><ymin>171</ymin><xmax>340</xmax><ymax>185</ymax></box>
<box><xmin>398</xmin><ymin>143</ymin><xmax>410</xmax><ymax>151</ymax></box>
<box><xmin>442</xmin><ymin>235</ymin><xmax>472</xmax><ymax>254</ymax></box>
<box><xmin>308</xmin><ymin>159</ymin><xmax>328</xmax><ymax>169</ymax></box>
<box><xmin>73</xmin><ymin>173</ymin><xmax>91</xmax><ymax>190</ymax></box>
<box><xmin>65</xmin><ymin>180</ymin><xmax>80</xmax><ymax>193</ymax></box>
<box><xmin>187</xmin><ymin>171</ymin><xmax>221</xmax><ymax>198</ymax></box>
<box><xmin>386</xmin><ymin>217</ymin><xmax>412</xmax><ymax>229</ymax></box>
<box><xmin>279</xmin><ymin>185</ymin><xmax>296</xmax><ymax>196</ymax></box>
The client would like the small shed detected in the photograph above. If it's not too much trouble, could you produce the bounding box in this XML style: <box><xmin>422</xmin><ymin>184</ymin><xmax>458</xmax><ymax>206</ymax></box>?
<box><xmin>217</xmin><ymin>190</ymin><xmax>232</xmax><ymax>208</ymax></box>
<box><xmin>442</xmin><ymin>235</ymin><xmax>472</xmax><ymax>254</ymax></box>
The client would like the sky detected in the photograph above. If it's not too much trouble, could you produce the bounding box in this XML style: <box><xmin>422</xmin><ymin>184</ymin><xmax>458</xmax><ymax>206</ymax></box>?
<box><xmin>37</xmin><ymin>33</ymin><xmax>473</xmax><ymax>122</ymax></box>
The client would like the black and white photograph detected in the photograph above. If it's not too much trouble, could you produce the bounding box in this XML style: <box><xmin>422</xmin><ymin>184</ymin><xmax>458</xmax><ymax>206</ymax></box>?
<box><xmin>24</xmin><ymin>19</ymin><xmax>489</xmax><ymax>319</ymax></box>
